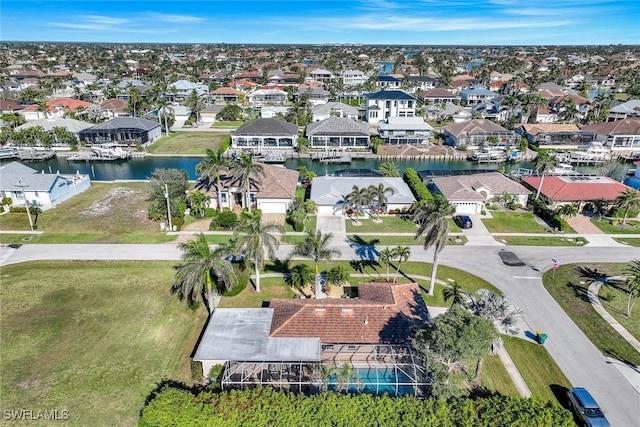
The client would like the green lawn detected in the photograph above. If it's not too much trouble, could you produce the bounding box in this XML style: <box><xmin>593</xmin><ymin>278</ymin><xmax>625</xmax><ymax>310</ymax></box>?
<box><xmin>543</xmin><ymin>263</ymin><xmax>640</xmax><ymax>366</ymax></box>
<box><xmin>0</xmin><ymin>183</ymin><xmax>176</xmax><ymax>244</ymax></box>
<box><xmin>599</xmin><ymin>281</ymin><xmax>640</xmax><ymax>342</ymax></box>
<box><xmin>345</xmin><ymin>215</ymin><xmax>418</xmax><ymax>233</ymax></box>
<box><xmin>218</xmin><ymin>276</ymin><xmax>296</xmax><ymax>308</ymax></box>
<box><xmin>591</xmin><ymin>218</ymin><xmax>640</xmax><ymax>234</ymax></box>
<box><xmin>0</xmin><ymin>261</ymin><xmax>206</xmax><ymax>427</ymax></box>
<box><xmin>494</xmin><ymin>235</ymin><xmax>588</xmax><ymax>246</ymax></box>
<box><xmin>614</xmin><ymin>238</ymin><xmax>640</xmax><ymax>247</ymax></box>
<box><xmin>502</xmin><ymin>336</ymin><xmax>572</xmax><ymax>403</ymax></box>
<box><xmin>282</xmin><ymin>215</ymin><xmax>317</xmax><ymax>233</ymax></box>
<box><xmin>480</xmin><ymin>354</ymin><xmax>519</xmax><ymax>396</ymax></box>
<box><xmin>483</xmin><ymin>211</ymin><xmax>550</xmax><ymax>233</ymax></box>
<box><xmin>211</xmin><ymin>121</ymin><xmax>244</xmax><ymax>128</ymax></box>
<box><xmin>146</xmin><ymin>131</ymin><xmax>229</xmax><ymax>155</ymax></box>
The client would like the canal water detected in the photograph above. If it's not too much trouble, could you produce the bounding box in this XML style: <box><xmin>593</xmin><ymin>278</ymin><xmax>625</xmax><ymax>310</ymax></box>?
<box><xmin>14</xmin><ymin>155</ymin><xmax>632</xmax><ymax>182</ymax></box>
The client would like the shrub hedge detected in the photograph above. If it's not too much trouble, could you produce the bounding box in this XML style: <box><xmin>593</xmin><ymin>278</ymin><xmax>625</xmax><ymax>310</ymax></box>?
<box><xmin>530</xmin><ymin>198</ymin><xmax>563</xmax><ymax>231</ymax></box>
<box><xmin>140</xmin><ymin>386</ymin><xmax>574</xmax><ymax>427</ymax></box>
<box><xmin>403</xmin><ymin>168</ymin><xmax>433</xmax><ymax>202</ymax></box>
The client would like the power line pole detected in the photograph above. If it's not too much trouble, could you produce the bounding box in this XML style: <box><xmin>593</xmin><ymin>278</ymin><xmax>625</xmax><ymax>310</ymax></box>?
<box><xmin>165</xmin><ymin>183</ymin><xmax>173</xmax><ymax>231</ymax></box>
<box><xmin>15</xmin><ymin>181</ymin><xmax>34</xmax><ymax>231</ymax></box>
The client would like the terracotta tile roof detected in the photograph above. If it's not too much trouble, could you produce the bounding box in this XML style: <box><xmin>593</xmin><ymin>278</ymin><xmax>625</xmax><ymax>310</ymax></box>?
<box><xmin>521</xmin><ymin>175</ymin><xmax>634</xmax><ymax>201</ymax></box>
<box><xmin>420</xmin><ymin>88</ymin><xmax>456</xmax><ymax>98</ymax></box>
<box><xmin>100</xmin><ymin>98</ymin><xmax>127</xmax><ymax>111</ymax></box>
<box><xmin>48</xmin><ymin>98</ymin><xmax>93</xmax><ymax>112</ymax></box>
<box><xmin>205</xmin><ymin>163</ymin><xmax>299</xmax><ymax>200</ymax></box>
<box><xmin>520</xmin><ymin>123</ymin><xmax>581</xmax><ymax>134</ymax></box>
<box><xmin>269</xmin><ymin>282</ymin><xmax>430</xmax><ymax>344</ymax></box>
<box><xmin>211</xmin><ymin>87</ymin><xmax>243</xmax><ymax>95</ymax></box>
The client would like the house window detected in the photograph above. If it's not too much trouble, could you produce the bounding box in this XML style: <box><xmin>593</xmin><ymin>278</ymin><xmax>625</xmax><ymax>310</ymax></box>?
<box><xmin>221</xmin><ymin>193</ymin><xmax>227</xmax><ymax>203</ymax></box>
<box><xmin>34</xmin><ymin>191</ymin><xmax>39</xmax><ymax>196</ymax></box>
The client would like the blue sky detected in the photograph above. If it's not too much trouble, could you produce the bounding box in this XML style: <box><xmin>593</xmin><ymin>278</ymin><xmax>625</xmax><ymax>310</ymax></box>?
<box><xmin>2</xmin><ymin>0</ymin><xmax>639</xmax><ymax>45</ymax></box>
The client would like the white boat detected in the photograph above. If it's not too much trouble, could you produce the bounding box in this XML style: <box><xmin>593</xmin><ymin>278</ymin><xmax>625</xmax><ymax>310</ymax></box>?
<box><xmin>468</xmin><ymin>149</ymin><xmax>507</xmax><ymax>162</ymax></box>
<box><xmin>549</xmin><ymin>163</ymin><xmax>577</xmax><ymax>175</ymax></box>
<box><xmin>91</xmin><ymin>143</ymin><xmax>131</xmax><ymax>159</ymax></box>
<box><xmin>569</xmin><ymin>142</ymin><xmax>611</xmax><ymax>162</ymax></box>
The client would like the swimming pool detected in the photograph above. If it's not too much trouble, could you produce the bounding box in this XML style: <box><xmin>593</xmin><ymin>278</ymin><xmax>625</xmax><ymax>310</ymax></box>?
<box><xmin>328</xmin><ymin>366</ymin><xmax>416</xmax><ymax>396</ymax></box>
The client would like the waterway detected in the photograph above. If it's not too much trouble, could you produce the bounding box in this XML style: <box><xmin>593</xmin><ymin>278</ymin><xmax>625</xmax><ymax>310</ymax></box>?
<box><xmin>14</xmin><ymin>155</ymin><xmax>632</xmax><ymax>182</ymax></box>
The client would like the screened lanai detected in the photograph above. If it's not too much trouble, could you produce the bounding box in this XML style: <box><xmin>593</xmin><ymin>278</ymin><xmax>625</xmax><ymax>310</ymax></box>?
<box><xmin>221</xmin><ymin>344</ymin><xmax>430</xmax><ymax>397</ymax></box>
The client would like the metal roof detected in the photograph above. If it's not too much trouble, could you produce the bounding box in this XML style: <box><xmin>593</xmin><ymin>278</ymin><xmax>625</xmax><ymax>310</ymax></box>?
<box><xmin>193</xmin><ymin>308</ymin><xmax>321</xmax><ymax>362</ymax></box>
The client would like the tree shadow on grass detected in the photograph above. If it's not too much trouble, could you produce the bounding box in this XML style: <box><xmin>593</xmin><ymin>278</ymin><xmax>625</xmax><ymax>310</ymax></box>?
<box><xmin>576</xmin><ymin>266</ymin><xmax>607</xmax><ymax>281</ymax></box>
<box><xmin>265</xmin><ymin>258</ymin><xmax>291</xmax><ymax>273</ymax></box>
<box><xmin>565</xmin><ymin>281</ymin><xmax>591</xmax><ymax>304</ymax></box>
<box><xmin>349</xmin><ymin>259</ymin><xmax>382</xmax><ymax>280</ymax></box>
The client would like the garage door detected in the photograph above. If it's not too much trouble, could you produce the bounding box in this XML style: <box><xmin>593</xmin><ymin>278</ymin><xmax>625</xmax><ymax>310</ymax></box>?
<box><xmin>258</xmin><ymin>201</ymin><xmax>287</xmax><ymax>214</ymax></box>
<box><xmin>454</xmin><ymin>202</ymin><xmax>481</xmax><ymax>214</ymax></box>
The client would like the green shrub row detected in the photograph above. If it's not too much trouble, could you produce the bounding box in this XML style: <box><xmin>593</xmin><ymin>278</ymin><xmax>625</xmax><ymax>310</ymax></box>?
<box><xmin>530</xmin><ymin>198</ymin><xmax>563</xmax><ymax>231</ymax></box>
<box><xmin>222</xmin><ymin>268</ymin><xmax>249</xmax><ymax>297</ymax></box>
<box><xmin>140</xmin><ymin>386</ymin><xmax>574</xmax><ymax>427</ymax></box>
<box><xmin>403</xmin><ymin>168</ymin><xmax>433</xmax><ymax>202</ymax></box>
<box><xmin>210</xmin><ymin>210</ymin><xmax>238</xmax><ymax>230</ymax></box>
<box><xmin>10</xmin><ymin>206</ymin><xmax>42</xmax><ymax>215</ymax></box>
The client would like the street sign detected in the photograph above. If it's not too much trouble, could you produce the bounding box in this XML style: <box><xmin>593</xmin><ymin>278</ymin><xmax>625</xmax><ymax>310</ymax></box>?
<box><xmin>552</xmin><ymin>263</ymin><xmax>559</xmax><ymax>270</ymax></box>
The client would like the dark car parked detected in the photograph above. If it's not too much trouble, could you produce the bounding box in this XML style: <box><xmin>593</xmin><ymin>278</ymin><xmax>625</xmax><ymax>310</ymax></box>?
<box><xmin>567</xmin><ymin>387</ymin><xmax>610</xmax><ymax>427</ymax></box>
<box><xmin>453</xmin><ymin>215</ymin><xmax>473</xmax><ymax>229</ymax></box>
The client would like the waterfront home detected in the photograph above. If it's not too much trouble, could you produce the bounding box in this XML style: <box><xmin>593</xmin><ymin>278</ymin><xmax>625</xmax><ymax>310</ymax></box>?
<box><xmin>307</xmin><ymin>68</ymin><xmax>334</xmax><ymax>84</ymax></box>
<box><xmin>378</xmin><ymin>117</ymin><xmax>434</xmax><ymax>145</ymax></box>
<box><xmin>418</xmin><ymin>88</ymin><xmax>459</xmax><ymax>105</ymax></box>
<box><xmin>581</xmin><ymin>118</ymin><xmax>640</xmax><ymax>155</ymax></box>
<box><xmin>310</xmin><ymin>176</ymin><xmax>415</xmax><ymax>215</ymax></box>
<box><xmin>365</xmin><ymin>90</ymin><xmax>417</xmax><ymax>125</ymax></box>
<box><xmin>376</xmin><ymin>75</ymin><xmax>402</xmax><ymax>89</ymax></box>
<box><xmin>442</xmin><ymin>119</ymin><xmax>518</xmax><ymax>150</ymax></box>
<box><xmin>305</xmin><ymin>117</ymin><xmax>369</xmax><ymax>150</ymax></box>
<box><xmin>100</xmin><ymin>99</ymin><xmax>129</xmax><ymax>118</ymax></box>
<box><xmin>294</xmin><ymin>87</ymin><xmax>330</xmax><ymax>106</ymax></box>
<box><xmin>426</xmin><ymin>103</ymin><xmax>471</xmax><ymax>123</ymax></box>
<box><xmin>429</xmin><ymin>172</ymin><xmax>530</xmax><ymax>214</ymax></box>
<box><xmin>79</xmin><ymin>117</ymin><xmax>161</xmax><ymax>147</ymax></box>
<box><xmin>409</xmin><ymin>76</ymin><xmax>440</xmax><ymax>93</ymax></box>
<box><xmin>200</xmin><ymin>104</ymin><xmax>226</xmax><ymax>124</ymax></box>
<box><xmin>520</xmin><ymin>175</ymin><xmax>633</xmax><ymax>212</ymax></box>
<box><xmin>19</xmin><ymin>98</ymin><xmax>93</xmax><ymax>121</ymax></box>
<box><xmin>15</xmin><ymin>117</ymin><xmax>94</xmax><ymax>142</ymax></box>
<box><xmin>607</xmin><ymin>100</ymin><xmax>640</xmax><ymax>121</ymax></box>
<box><xmin>166</xmin><ymin>80</ymin><xmax>209</xmax><ymax>102</ymax></box>
<box><xmin>515</xmin><ymin>123</ymin><xmax>588</xmax><ymax>150</ymax></box>
<box><xmin>459</xmin><ymin>85</ymin><xmax>499</xmax><ymax>106</ymax></box>
<box><xmin>231</xmin><ymin>118</ymin><xmax>298</xmax><ymax>151</ymax></box>
<box><xmin>248</xmin><ymin>88</ymin><xmax>288</xmax><ymax>108</ymax></box>
<box><xmin>0</xmin><ymin>161</ymin><xmax>91</xmax><ymax>211</ymax></box>
<box><xmin>341</xmin><ymin>70</ymin><xmax>368</xmax><ymax>87</ymax></box>
<box><xmin>193</xmin><ymin>281</ymin><xmax>431</xmax><ymax>396</ymax></box>
<box><xmin>261</xmin><ymin>106</ymin><xmax>291</xmax><ymax>119</ymax></box>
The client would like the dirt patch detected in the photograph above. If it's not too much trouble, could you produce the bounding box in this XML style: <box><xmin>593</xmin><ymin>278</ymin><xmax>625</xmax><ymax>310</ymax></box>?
<box><xmin>81</xmin><ymin>187</ymin><xmax>139</xmax><ymax>217</ymax></box>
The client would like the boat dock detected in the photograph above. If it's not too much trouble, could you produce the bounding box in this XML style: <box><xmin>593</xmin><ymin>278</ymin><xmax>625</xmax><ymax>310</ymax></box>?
<box><xmin>311</xmin><ymin>151</ymin><xmax>367</xmax><ymax>164</ymax></box>
<box><xmin>17</xmin><ymin>151</ymin><xmax>57</xmax><ymax>161</ymax></box>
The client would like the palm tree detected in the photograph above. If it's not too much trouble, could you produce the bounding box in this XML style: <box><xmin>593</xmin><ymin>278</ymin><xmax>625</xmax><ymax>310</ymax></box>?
<box><xmin>172</xmin><ymin>233</ymin><xmax>235</xmax><ymax>313</ymax></box>
<box><xmin>379</xmin><ymin>161</ymin><xmax>399</xmax><ymax>177</ymax></box>
<box><xmin>233</xmin><ymin>210</ymin><xmax>282</xmax><ymax>293</ymax></box>
<box><xmin>326</xmin><ymin>265</ymin><xmax>349</xmax><ymax>291</ymax></box>
<box><xmin>614</xmin><ymin>189</ymin><xmax>640</xmax><ymax>225</ymax></box>
<box><xmin>392</xmin><ymin>246</ymin><xmax>410</xmax><ymax>283</ymax></box>
<box><xmin>412</xmin><ymin>198</ymin><xmax>456</xmax><ymax>295</ymax></box>
<box><xmin>188</xmin><ymin>190</ymin><xmax>209</xmax><ymax>218</ymax></box>
<box><xmin>289</xmin><ymin>230</ymin><xmax>341</xmax><ymax>298</ymax></box>
<box><xmin>534</xmin><ymin>151</ymin><xmax>558</xmax><ymax>200</ymax></box>
<box><xmin>287</xmin><ymin>263</ymin><xmax>314</xmax><ymax>293</ymax></box>
<box><xmin>623</xmin><ymin>260</ymin><xmax>640</xmax><ymax>317</ymax></box>
<box><xmin>556</xmin><ymin>204</ymin><xmax>578</xmax><ymax>220</ymax></box>
<box><xmin>368</xmin><ymin>183</ymin><xmax>395</xmax><ymax>219</ymax></box>
<box><xmin>157</xmin><ymin>97</ymin><xmax>174</xmax><ymax>136</ymax></box>
<box><xmin>229</xmin><ymin>152</ymin><xmax>265</xmax><ymax>211</ymax></box>
<box><xmin>379</xmin><ymin>247</ymin><xmax>395</xmax><ymax>281</ymax></box>
<box><xmin>343</xmin><ymin>185</ymin><xmax>371</xmax><ymax>224</ymax></box>
<box><xmin>443</xmin><ymin>282</ymin><xmax>465</xmax><ymax>307</ymax></box>
<box><xmin>196</xmin><ymin>148</ymin><xmax>230</xmax><ymax>212</ymax></box>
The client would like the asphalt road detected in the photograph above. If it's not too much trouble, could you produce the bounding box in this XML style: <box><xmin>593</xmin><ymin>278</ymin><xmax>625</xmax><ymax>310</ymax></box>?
<box><xmin>2</xmin><ymin>242</ymin><xmax>640</xmax><ymax>425</ymax></box>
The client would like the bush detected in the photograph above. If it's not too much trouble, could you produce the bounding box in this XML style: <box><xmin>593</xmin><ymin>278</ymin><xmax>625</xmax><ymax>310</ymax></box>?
<box><xmin>191</xmin><ymin>360</ymin><xmax>204</xmax><ymax>383</ymax></box>
<box><xmin>210</xmin><ymin>210</ymin><xmax>238</xmax><ymax>230</ymax></box>
<box><xmin>203</xmin><ymin>208</ymin><xmax>217</xmax><ymax>218</ymax></box>
<box><xmin>530</xmin><ymin>198</ymin><xmax>563</xmax><ymax>231</ymax></box>
<box><xmin>403</xmin><ymin>168</ymin><xmax>433</xmax><ymax>202</ymax></box>
<box><xmin>1</xmin><ymin>197</ymin><xmax>12</xmax><ymax>206</ymax></box>
<box><xmin>294</xmin><ymin>222</ymin><xmax>304</xmax><ymax>232</ymax></box>
<box><xmin>222</xmin><ymin>268</ymin><xmax>249</xmax><ymax>297</ymax></box>
<box><xmin>171</xmin><ymin>217</ymin><xmax>184</xmax><ymax>231</ymax></box>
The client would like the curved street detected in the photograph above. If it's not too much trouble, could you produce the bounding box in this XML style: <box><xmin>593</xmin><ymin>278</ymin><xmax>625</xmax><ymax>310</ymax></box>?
<box><xmin>2</xmin><ymin>240</ymin><xmax>640</xmax><ymax>426</ymax></box>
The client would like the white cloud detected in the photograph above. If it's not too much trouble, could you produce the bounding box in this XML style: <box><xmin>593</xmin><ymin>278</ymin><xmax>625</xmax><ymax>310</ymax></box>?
<box><xmin>146</xmin><ymin>13</ymin><xmax>206</xmax><ymax>23</ymax></box>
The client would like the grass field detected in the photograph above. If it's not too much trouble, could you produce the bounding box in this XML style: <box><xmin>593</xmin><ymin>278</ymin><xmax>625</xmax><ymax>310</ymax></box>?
<box><xmin>599</xmin><ymin>280</ymin><xmax>640</xmax><ymax>342</ymax></box>
<box><xmin>0</xmin><ymin>183</ymin><xmax>176</xmax><ymax>244</ymax></box>
<box><xmin>0</xmin><ymin>261</ymin><xmax>206</xmax><ymax>427</ymax></box>
<box><xmin>146</xmin><ymin>131</ymin><xmax>229</xmax><ymax>155</ymax></box>
<box><xmin>543</xmin><ymin>263</ymin><xmax>640</xmax><ymax>366</ymax></box>
<box><xmin>483</xmin><ymin>211</ymin><xmax>551</xmax><ymax>233</ymax></box>
<box><xmin>502</xmin><ymin>336</ymin><xmax>572</xmax><ymax>402</ymax></box>
<box><xmin>614</xmin><ymin>238</ymin><xmax>640</xmax><ymax>246</ymax></box>
<box><xmin>480</xmin><ymin>354</ymin><xmax>519</xmax><ymax>396</ymax></box>
<box><xmin>591</xmin><ymin>218</ymin><xmax>640</xmax><ymax>234</ymax></box>
<box><xmin>494</xmin><ymin>235</ymin><xmax>589</xmax><ymax>246</ymax></box>
<box><xmin>345</xmin><ymin>215</ymin><xmax>418</xmax><ymax>233</ymax></box>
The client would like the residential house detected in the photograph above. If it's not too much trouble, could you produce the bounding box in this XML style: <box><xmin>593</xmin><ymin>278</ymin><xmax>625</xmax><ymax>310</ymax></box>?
<box><xmin>199</xmin><ymin>162</ymin><xmax>298</xmax><ymax>213</ymax></box>
<box><xmin>248</xmin><ymin>88</ymin><xmax>288</xmax><ymax>108</ymax></box>
<box><xmin>410</xmin><ymin>76</ymin><xmax>439</xmax><ymax>93</ymax></box>
<box><xmin>0</xmin><ymin>100</ymin><xmax>25</xmax><ymax>114</ymax></box>
<box><xmin>307</xmin><ymin>68</ymin><xmax>334</xmax><ymax>84</ymax></box>
<box><xmin>311</xmin><ymin>102</ymin><xmax>359</xmax><ymax>122</ymax></box>
<box><xmin>534</xmin><ymin>105</ymin><xmax>558</xmax><ymax>124</ymax></box>
<box><xmin>376</xmin><ymin>75</ymin><xmax>402</xmax><ymax>90</ymax></box>
<box><xmin>79</xmin><ymin>117</ymin><xmax>161</xmax><ymax>147</ymax></box>
<box><xmin>442</xmin><ymin>119</ymin><xmax>518</xmax><ymax>149</ymax></box>
<box><xmin>267</xmin><ymin>74</ymin><xmax>301</xmax><ymax>86</ymax></box>
<box><xmin>378</xmin><ymin>117</ymin><xmax>434</xmax><ymax>145</ymax></box>
<box><xmin>193</xmin><ymin>281</ymin><xmax>430</xmax><ymax>396</ymax></box>
<box><xmin>365</xmin><ymin>90</ymin><xmax>417</xmax><ymax>125</ymax></box>
<box><xmin>166</xmin><ymin>80</ymin><xmax>209</xmax><ymax>102</ymax></box>
<box><xmin>471</xmin><ymin>96</ymin><xmax>514</xmax><ymax>121</ymax></box>
<box><xmin>581</xmin><ymin>118</ymin><xmax>640</xmax><ymax>155</ymax></box>
<box><xmin>115</xmin><ymin>79</ymin><xmax>152</xmax><ymax>101</ymax></box>
<box><xmin>460</xmin><ymin>85</ymin><xmax>499</xmax><ymax>106</ymax></box>
<box><xmin>515</xmin><ymin>123</ymin><xmax>588</xmax><ymax>149</ymax></box>
<box><xmin>341</xmin><ymin>70</ymin><xmax>368</xmax><ymax>87</ymax></box>
<box><xmin>19</xmin><ymin>98</ymin><xmax>93</xmax><ymax>121</ymax></box>
<box><xmin>231</xmin><ymin>118</ymin><xmax>298</xmax><ymax>151</ymax></box>
<box><xmin>100</xmin><ymin>99</ymin><xmax>129</xmax><ymax>118</ymax></box>
<box><xmin>294</xmin><ymin>87</ymin><xmax>330</xmax><ymax>106</ymax></box>
<box><xmin>306</xmin><ymin>117</ymin><xmax>369</xmax><ymax>150</ymax></box>
<box><xmin>15</xmin><ymin>117</ymin><xmax>93</xmax><ymax>142</ymax></box>
<box><xmin>426</xmin><ymin>103</ymin><xmax>472</xmax><ymax>123</ymax></box>
<box><xmin>310</xmin><ymin>176</ymin><xmax>415</xmax><ymax>215</ymax></box>
<box><xmin>210</xmin><ymin>87</ymin><xmax>244</xmax><ymax>104</ymax></box>
<box><xmin>0</xmin><ymin>161</ymin><xmax>91</xmax><ymax>211</ymax></box>
<box><xmin>549</xmin><ymin>94</ymin><xmax>591</xmax><ymax>120</ymax></box>
<box><xmin>233</xmin><ymin>72</ymin><xmax>262</xmax><ymax>83</ymax></box>
<box><xmin>607</xmin><ymin>100</ymin><xmax>640</xmax><ymax>121</ymax></box>
<box><xmin>521</xmin><ymin>175</ymin><xmax>633</xmax><ymax>212</ymax></box>
<box><xmin>260</xmin><ymin>106</ymin><xmax>291</xmax><ymax>119</ymax></box>
<box><xmin>418</xmin><ymin>88</ymin><xmax>459</xmax><ymax>105</ymax></box>
<box><xmin>429</xmin><ymin>172</ymin><xmax>530</xmax><ymax>214</ymax></box>
<box><xmin>200</xmin><ymin>104</ymin><xmax>226</xmax><ymax>124</ymax></box>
